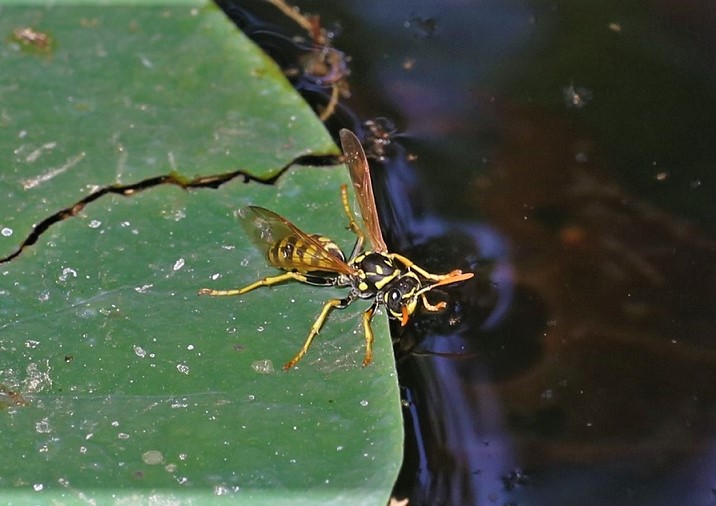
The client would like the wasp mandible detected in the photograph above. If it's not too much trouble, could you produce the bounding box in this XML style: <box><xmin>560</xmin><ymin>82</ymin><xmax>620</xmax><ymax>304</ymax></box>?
<box><xmin>199</xmin><ymin>129</ymin><xmax>473</xmax><ymax>370</ymax></box>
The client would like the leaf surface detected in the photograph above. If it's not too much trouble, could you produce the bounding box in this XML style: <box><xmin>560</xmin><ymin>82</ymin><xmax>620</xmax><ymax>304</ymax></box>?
<box><xmin>0</xmin><ymin>4</ymin><xmax>402</xmax><ymax>504</ymax></box>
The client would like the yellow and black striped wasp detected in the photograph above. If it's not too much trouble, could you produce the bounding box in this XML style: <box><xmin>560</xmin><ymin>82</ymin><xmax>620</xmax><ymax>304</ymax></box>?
<box><xmin>199</xmin><ymin>129</ymin><xmax>473</xmax><ymax>370</ymax></box>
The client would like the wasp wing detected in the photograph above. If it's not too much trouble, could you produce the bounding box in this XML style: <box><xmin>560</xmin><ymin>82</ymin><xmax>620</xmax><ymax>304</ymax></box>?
<box><xmin>237</xmin><ymin>206</ymin><xmax>293</xmax><ymax>251</ymax></box>
<box><xmin>339</xmin><ymin>129</ymin><xmax>389</xmax><ymax>254</ymax></box>
<box><xmin>237</xmin><ymin>206</ymin><xmax>356</xmax><ymax>275</ymax></box>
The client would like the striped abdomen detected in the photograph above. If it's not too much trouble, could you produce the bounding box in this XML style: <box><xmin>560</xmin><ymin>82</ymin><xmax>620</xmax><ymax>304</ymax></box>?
<box><xmin>267</xmin><ymin>234</ymin><xmax>346</xmax><ymax>273</ymax></box>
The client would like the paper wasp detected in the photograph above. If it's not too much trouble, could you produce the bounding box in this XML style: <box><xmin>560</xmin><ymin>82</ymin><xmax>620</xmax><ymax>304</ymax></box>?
<box><xmin>199</xmin><ymin>129</ymin><xmax>473</xmax><ymax>370</ymax></box>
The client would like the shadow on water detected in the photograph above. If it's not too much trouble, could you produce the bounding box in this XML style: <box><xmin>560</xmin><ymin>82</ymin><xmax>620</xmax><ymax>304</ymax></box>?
<box><xmin>221</xmin><ymin>1</ymin><xmax>716</xmax><ymax>504</ymax></box>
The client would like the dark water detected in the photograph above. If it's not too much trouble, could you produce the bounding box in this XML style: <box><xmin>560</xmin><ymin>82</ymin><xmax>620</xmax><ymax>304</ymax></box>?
<box><xmin>220</xmin><ymin>1</ymin><xmax>716</xmax><ymax>504</ymax></box>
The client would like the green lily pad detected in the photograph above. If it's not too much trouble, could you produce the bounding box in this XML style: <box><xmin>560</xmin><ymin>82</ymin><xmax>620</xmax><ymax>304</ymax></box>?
<box><xmin>0</xmin><ymin>3</ymin><xmax>402</xmax><ymax>504</ymax></box>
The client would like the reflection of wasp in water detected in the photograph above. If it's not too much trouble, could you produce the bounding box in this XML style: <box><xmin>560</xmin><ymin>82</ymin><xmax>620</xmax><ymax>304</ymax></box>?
<box><xmin>199</xmin><ymin>129</ymin><xmax>473</xmax><ymax>370</ymax></box>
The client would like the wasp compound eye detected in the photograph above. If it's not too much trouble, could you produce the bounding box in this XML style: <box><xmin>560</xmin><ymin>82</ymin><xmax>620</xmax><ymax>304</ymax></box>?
<box><xmin>386</xmin><ymin>275</ymin><xmax>420</xmax><ymax>314</ymax></box>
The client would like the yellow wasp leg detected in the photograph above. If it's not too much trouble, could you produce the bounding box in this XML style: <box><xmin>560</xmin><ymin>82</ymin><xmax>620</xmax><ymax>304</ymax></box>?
<box><xmin>283</xmin><ymin>298</ymin><xmax>344</xmax><ymax>370</ymax></box>
<box><xmin>421</xmin><ymin>293</ymin><xmax>447</xmax><ymax>312</ymax></box>
<box><xmin>388</xmin><ymin>253</ymin><xmax>452</xmax><ymax>281</ymax></box>
<box><xmin>361</xmin><ymin>301</ymin><xmax>378</xmax><ymax>367</ymax></box>
<box><xmin>340</xmin><ymin>184</ymin><xmax>365</xmax><ymax>252</ymax></box>
<box><xmin>390</xmin><ymin>253</ymin><xmax>473</xmax><ymax>284</ymax></box>
<box><xmin>198</xmin><ymin>272</ymin><xmax>308</xmax><ymax>297</ymax></box>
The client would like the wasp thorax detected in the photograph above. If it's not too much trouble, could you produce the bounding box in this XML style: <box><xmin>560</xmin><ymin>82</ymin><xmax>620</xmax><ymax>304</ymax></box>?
<box><xmin>355</xmin><ymin>252</ymin><xmax>401</xmax><ymax>293</ymax></box>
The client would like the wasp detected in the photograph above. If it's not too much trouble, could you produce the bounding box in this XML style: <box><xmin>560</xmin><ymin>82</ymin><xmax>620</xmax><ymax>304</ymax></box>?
<box><xmin>199</xmin><ymin>129</ymin><xmax>473</xmax><ymax>370</ymax></box>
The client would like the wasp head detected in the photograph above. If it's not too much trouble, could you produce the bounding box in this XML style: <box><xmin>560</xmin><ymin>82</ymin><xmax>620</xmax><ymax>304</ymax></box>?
<box><xmin>384</xmin><ymin>272</ymin><xmax>421</xmax><ymax>326</ymax></box>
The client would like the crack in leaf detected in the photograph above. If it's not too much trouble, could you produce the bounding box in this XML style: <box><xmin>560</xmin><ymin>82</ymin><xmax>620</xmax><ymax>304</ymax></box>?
<box><xmin>1</xmin><ymin>153</ymin><xmax>340</xmax><ymax>265</ymax></box>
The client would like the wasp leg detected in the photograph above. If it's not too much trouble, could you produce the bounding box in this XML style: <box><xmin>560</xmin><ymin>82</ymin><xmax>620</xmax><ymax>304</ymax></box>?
<box><xmin>389</xmin><ymin>253</ymin><xmax>471</xmax><ymax>283</ymax></box>
<box><xmin>198</xmin><ymin>271</ymin><xmax>309</xmax><ymax>297</ymax></box>
<box><xmin>283</xmin><ymin>295</ymin><xmax>354</xmax><ymax>370</ymax></box>
<box><xmin>421</xmin><ymin>293</ymin><xmax>447</xmax><ymax>312</ymax></box>
<box><xmin>340</xmin><ymin>184</ymin><xmax>365</xmax><ymax>257</ymax></box>
<box><xmin>361</xmin><ymin>300</ymin><xmax>379</xmax><ymax>367</ymax></box>
<box><xmin>388</xmin><ymin>253</ymin><xmax>450</xmax><ymax>281</ymax></box>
